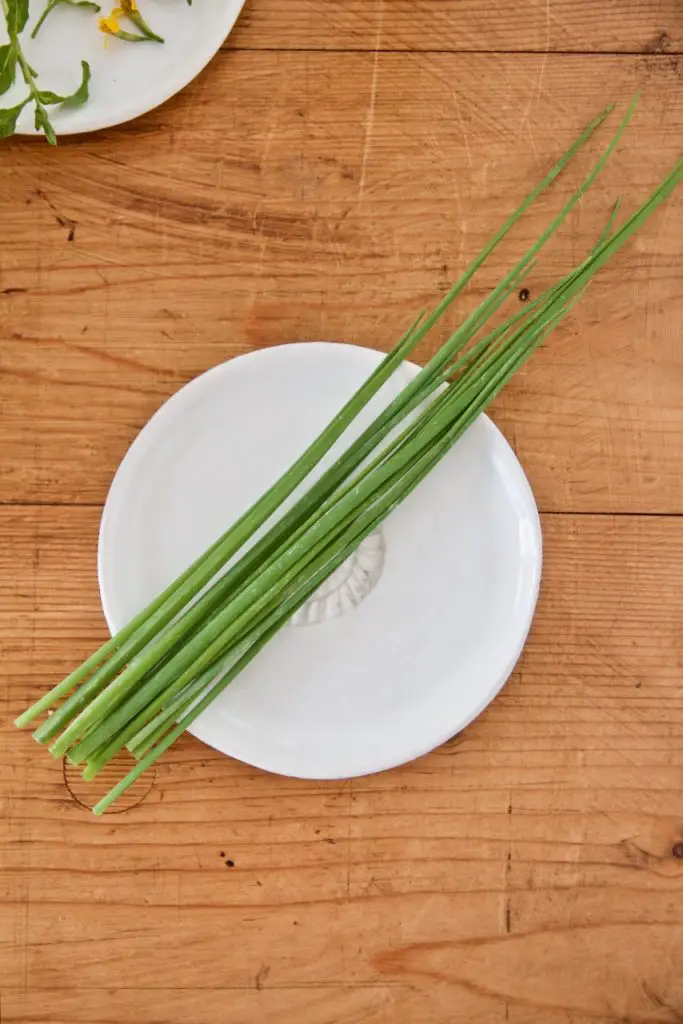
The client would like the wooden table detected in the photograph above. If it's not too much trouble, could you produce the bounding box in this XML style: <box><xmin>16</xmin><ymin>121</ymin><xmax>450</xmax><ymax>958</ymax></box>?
<box><xmin>2</xmin><ymin>3</ymin><xmax>683</xmax><ymax>1022</ymax></box>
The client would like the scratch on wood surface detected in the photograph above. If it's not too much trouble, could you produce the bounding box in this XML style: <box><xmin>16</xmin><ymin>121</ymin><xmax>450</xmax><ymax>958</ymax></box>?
<box><xmin>480</xmin><ymin>158</ymin><xmax>492</xmax><ymax>193</ymax></box>
<box><xmin>560</xmin><ymin>627</ymin><xmax>668</xmax><ymax>764</ymax></box>
<box><xmin>300</xmin><ymin>52</ymin><xmax>309</xmax><ymax>202</ymax></box>
<box><xmin>639</xmin><ymin>978</ymin><xmax>683</xmax><ymax>1022</ymax></box>
<box><xmin>518</xmin><ymin>0</ymin><xmax>552</xmax><ymax>168</ymax></box>
<box><xmin>504</xmin><ymin>791</ymin><xmax>513</xmax><ymax>936</ymax></box>
<box><xmin>644</xmin><ymin>197</ymin><xmax>672</xmax><ymax>341</ymax></box>
<box><xmin>255</xmin><ymin>964</ymin><xmax>270</xmax><ymax>990</ymax></box>
<box><xmin>22</xmin><ymin>875</ymin><xmax>29</xmax><ymax>992</ymax></box>
<box><xmin>452</xmin><ymin>163</ymin><xmax>468</xmax><ymax>275</ymax></box>
<box><xmin>260</xmin><ymin>88</ymin><xmax>281</xmax><ymax>173</ymax></box>
<box><xmin>358</xmin><ymin>0</ymin><xmax>384</xmax><ymax>205</ymax></box>
<box><xmin>451</xmin><ymin>86</ymin><xmax>473</xmax><ymax>171</ymax></box>
<box><xmin>536</xmin><ymin>0</ymin><xmax>552</xmax><ymax>104</ymax></box>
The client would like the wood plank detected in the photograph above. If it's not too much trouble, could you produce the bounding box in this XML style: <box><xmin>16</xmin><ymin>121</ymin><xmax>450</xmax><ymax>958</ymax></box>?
<box><xmin>226</xmin><ymin>0</ymin><xmax>683</xmax><ymax>54</ymax></box>
<box><xmin>2</xmin><ymin>507</ymin><xmax>682</xmax><ymax>1022</ymax></box>
<box><xmin>0</xmin><ymin>53</ymin><xmax>681</xmax><ymax>513</ymax></box>
<box><xmin>1</xmin><ymin>988</ymin><xmax>505</xmax><ymax>1024</ymax></box>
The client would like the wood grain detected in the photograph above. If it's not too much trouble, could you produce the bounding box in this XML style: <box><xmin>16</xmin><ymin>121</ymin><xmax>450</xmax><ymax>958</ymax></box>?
<box><xmin>2</xmin><ymin>3</ymin><xmax>683</xmax><ymax>1021</ymax></box>
<box><xmin>1</xmin><ymin>53</ymin><xmax>681</xmax><ymax>512</ymax></box>
<box><xmin>1</xmin><ymin>509</ymin><xmax>683</xmax><ymax>1023</ymax></box>
<box><xmin>225</xmin><ymin>1</ymin><xmax>683</xmax><ymax>54</ymax></box>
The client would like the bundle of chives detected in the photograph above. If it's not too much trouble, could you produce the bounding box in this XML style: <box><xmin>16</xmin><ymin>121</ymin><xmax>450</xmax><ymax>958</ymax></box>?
<box><xmin>16</xmin><ymin>100</ymin><xmax>682</xmax><ymax>814</ymax></box>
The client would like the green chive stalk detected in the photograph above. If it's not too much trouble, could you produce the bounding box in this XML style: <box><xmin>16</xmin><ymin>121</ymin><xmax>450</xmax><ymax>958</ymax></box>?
<box><xmin>18</xmin><ymin>104</ymin><xmax>610</xmax><ymax>743</ymax></box>
<box><xmin>15</xmin><ymin>102</ymin><xmax>683</xmax><ymax>814</ymax></box>
<box><xmin>46</xmin><ymin>104</ymin><xmax>634</xmax><ymax>763</ymax></box>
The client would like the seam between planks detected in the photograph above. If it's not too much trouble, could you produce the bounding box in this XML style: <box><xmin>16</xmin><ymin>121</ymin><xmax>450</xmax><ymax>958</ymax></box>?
<box><xmin>1</xmin><ymin>501</ymin><xmax>682</xmax><ymax>518</ymax></box>
<box><xmin>219</xmin><ymin>46</ymin><xmax>683</xmax><ymax>57</ymax></box>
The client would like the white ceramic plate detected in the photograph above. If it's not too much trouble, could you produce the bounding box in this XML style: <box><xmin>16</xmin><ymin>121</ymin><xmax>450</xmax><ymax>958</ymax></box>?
<box><xmin>6</xmin><ymin>0</ymin><xmax>245</xmax><ymax>135</ymax></box>
<box><xmin>99</xmin><ymin>342</ymin><xmax>542</xmax><ymax>779</ymax></box>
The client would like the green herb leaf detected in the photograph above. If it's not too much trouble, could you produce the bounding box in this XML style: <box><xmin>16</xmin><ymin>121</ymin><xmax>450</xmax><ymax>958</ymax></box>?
<box><xmin>0</xmin><ymin>43</ymin><xmax>17</xmax><ymax>96</ymax></box>
<box><xmin>0</xmin><ymin>98</ymin><xmax>27</xmax><ymax>137</ymax></box>
<box><xmin>38</xmin><ymin>60</ymin><xmax>90</xmax><ymax>108</ymax></box>
<box><xmin>61</xmin><ymin>59</ymin><xmax>90</xmax><ymax>108</ymax></box>
<box><xmin>101</xmin><ymin>26</ymin><xmax>149</xmax><ymax>41</ymax></box>
<box><xmin>31</xmin><ymin>0</ymin><xmax>101</xmax><ymax>39</ymax></box>
<box><xmin>1</xmin><ymin>0</ymin><xmax>92</xmax><ymax>144</ymax></box>
<box><xmin>5</xmin><ymin>0</ymin><xmax>29</xmax><ymax>35</ymax></box>
<box><xmin>33</xmin><ymin>102</ymin><xmax>56</xmax><ymax>144</ymax></box>
<box><xmin>125</xmin><ymin>8</ymin><xmax>163</xmax><ymax>42</ymax></box>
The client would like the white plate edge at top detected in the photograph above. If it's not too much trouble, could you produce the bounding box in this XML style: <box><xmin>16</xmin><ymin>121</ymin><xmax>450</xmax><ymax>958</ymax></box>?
<box><xmin>14</xmin><ymin>0</ymin><xmax>246</xmax><ymax>136</ymax></box>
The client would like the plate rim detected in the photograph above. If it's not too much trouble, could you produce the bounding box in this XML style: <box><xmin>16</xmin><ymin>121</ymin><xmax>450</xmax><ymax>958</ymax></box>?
<box><xmin>15</xmin><ymin>0</ymin><xmax>246</xmax><ymax>137</ymax></box>
<box><xmin>98</xmin><ymin>342</ymin><xmax>543</xmax><ymax>778</ymax></box>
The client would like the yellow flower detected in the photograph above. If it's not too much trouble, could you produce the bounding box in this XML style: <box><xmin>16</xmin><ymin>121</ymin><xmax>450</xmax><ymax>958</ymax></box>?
<box><xmin>98</xmin><ymin>8</ymin><xmax>123</xmax><ymax>34</ymax></box>
<box><xmin>98</xmin><ymin>0</ymin><xmax>163</xmax><ymax>43</ymax></box>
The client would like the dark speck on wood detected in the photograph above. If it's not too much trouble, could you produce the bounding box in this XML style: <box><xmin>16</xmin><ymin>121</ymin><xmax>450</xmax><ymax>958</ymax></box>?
<box><xmin>644</xmin><ymin>30</ymin><xmax>670</xmax><ymax>54</ymax></box>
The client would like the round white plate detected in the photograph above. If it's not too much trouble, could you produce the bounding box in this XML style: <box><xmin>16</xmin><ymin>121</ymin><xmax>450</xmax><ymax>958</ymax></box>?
<box><xmin>7</xmin><ymin>0</ymin><xmax>245</xmax><ymax>136</ymax></box>
<box><xmin>99</xmin><ymin>342</ymin><xmax>542</xmax><ymax>779</ymax></box>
